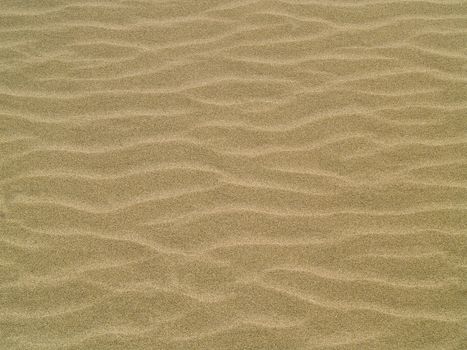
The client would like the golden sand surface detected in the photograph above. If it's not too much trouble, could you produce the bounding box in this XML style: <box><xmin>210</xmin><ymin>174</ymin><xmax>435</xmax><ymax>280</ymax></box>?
<box><xmin>1</xmin><ymin>1</ymin><xmax>466</xmax><ymax>349</ymax></box>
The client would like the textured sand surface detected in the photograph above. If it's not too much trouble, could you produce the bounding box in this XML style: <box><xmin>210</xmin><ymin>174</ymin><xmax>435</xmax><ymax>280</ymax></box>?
<box><xmin>1</xmin><ymin>1</ymin><xmax>467</xmax><ymax>349</ymax></box>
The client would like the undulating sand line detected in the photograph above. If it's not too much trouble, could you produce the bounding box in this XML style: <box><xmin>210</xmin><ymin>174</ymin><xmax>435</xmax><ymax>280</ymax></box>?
<box><xmin>1</xmin><ymin>0</ymin><xmax>466</xmax><ymax>349</ymax></box>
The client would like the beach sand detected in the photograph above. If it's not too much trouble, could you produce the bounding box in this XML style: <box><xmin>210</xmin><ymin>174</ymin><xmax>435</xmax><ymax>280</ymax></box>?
<box><xmin>1</xmin><ymin>1</ymin><xmax>466</xmax><ymax>349</ymax></box>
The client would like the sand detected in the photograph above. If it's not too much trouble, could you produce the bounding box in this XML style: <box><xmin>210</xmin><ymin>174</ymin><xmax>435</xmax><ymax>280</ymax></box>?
<box><xmin>1</xmin><ymin>1</ymin><xmax>466</xmax><ymax>349</ymax></box>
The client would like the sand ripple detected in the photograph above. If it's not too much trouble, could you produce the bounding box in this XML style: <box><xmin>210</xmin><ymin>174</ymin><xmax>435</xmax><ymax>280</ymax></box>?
<box><xmin>1</xmin><ymin>0</ymin><xmax>466</xmax><ymax>349</ymax></box>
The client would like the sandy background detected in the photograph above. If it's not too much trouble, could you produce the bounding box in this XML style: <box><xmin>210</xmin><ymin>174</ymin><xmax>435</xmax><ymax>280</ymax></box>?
<box><xmin>1</xmin><ymin>1</ymin><xmax>466</xmax><ymax>349</ymax></box>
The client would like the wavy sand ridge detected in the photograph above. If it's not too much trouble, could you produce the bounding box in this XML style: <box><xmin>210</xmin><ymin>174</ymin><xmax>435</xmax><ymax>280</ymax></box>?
<box><xmin>1</xmin><ymin>1</ymin><xmax>466</xmax><ymax>349</ymax></box>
